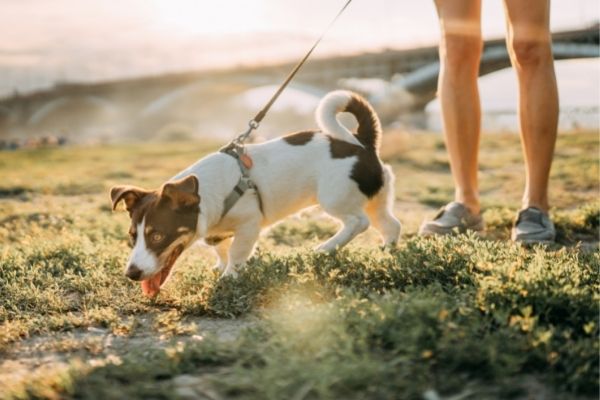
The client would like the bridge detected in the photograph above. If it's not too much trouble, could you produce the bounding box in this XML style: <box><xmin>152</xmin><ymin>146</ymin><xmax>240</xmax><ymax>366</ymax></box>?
<box><xmin>0</xmin><ymin>25</ymin><xmax>597</xmax><ymax>137</ymax></box>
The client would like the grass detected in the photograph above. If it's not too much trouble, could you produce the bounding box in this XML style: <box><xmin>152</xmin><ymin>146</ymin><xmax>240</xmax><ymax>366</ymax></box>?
<box><xmin>0</xmin><ymin>130</ymin><xmax>598</xmax><ymax>399</ymax></box>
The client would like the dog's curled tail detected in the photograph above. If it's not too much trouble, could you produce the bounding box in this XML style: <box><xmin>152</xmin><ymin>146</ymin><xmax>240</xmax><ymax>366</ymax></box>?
<box><xmin>316</xmin><ymin>90</ymin><xmax>381</xmax><ymax>151</ymax></box>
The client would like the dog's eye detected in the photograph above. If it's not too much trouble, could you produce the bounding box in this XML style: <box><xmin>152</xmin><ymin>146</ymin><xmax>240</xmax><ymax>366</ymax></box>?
<box><xmin>150</xmin><ymin>232</ymin><xmax>165</xmax><ymax>243</ymax></box>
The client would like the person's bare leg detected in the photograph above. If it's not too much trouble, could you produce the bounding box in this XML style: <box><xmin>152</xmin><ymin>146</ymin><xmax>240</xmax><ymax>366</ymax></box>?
<box><xmin>434</xmin><ymin>0</ymin><xmax>483</xmax><ymax>214</ymax></box>
<box><xmin>504</xmin><ymin>0</ymin><xmax>558</xmax><ymax>212</ymax></box>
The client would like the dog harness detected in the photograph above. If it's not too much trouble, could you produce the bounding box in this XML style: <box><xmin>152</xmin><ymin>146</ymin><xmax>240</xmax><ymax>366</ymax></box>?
<box><xmin>219</xmin><ymin>142</ymin><xmax>263</xmax><ymax>218</ymax></box>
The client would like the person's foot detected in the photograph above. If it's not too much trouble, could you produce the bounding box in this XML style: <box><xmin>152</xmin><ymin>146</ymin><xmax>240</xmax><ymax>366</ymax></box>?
<box><xmin>511</xmin><ymin>207</ymin><xmax>556</xmax><ymax>244</ymax></box>
<box><xmin>419</xmin><ymin>202</ymin><xmax>484</xmax><ymax>236</ymax></box>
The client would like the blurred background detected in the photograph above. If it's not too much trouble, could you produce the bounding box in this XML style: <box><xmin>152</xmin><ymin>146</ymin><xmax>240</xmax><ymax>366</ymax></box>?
<box><xmin>0</xmin><ymin>0</ymin><xmax>598</xmax><ymax>148</ymax></box>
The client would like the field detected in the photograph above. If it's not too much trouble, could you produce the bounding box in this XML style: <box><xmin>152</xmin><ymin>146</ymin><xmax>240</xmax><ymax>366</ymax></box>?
<box><xmin>0</xmin><ymin>130</ymin><xmax>598</xmax><ymax>399</ymax></box>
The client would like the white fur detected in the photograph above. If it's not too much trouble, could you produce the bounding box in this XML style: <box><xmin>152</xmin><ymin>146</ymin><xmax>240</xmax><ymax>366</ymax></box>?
<box><xmin>315</xmin><ymin>90</ymin><xmax>364</xmax><ymax>147</ymax></box>
<box><xmin>168</xmin><ymin>92</ymin><xmax>401</xmax><ymax>276</ymax></box>
<box><xmin>127</xmin><ymin>218</ymin><xmax>158</xmax><ymax>276</ymax></box>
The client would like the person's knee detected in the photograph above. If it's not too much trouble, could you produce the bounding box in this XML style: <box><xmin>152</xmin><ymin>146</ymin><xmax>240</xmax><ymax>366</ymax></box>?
<box><xmin>440</xmin><ymin>34</ymin><xmax>482</xmax><ymax>69</ymax></box>
<box><xmin>509</xmin><ymin>38</ymin><xmax>552</xmax><ymax>68</ymax></box>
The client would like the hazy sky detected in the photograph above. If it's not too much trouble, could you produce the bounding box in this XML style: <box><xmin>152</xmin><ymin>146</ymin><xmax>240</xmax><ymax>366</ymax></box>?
<box><xmin>2</xmin><ymin>1</ymin><xmax>598</xmax><ymax>49</ymax></box>
<box><xmin>0</xmin><ymin>0</ymin><xmax>598</xmax><ymax>95</ymax></box>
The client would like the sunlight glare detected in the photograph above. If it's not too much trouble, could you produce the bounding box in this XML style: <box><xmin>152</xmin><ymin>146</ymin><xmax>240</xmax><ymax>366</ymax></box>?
<box><xmin>149</xmin><ymin>0</ymin><xmax>268</xmax><ymax>36</ymax></box>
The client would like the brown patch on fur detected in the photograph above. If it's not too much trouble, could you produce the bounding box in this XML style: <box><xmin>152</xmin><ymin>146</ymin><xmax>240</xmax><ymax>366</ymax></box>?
<box><xmin>328</xmin><ymin>137</ymin><xmax>384</xmax><ymax>198</ymax></box>
<box><xmin>343</xmin><ymin>94</ymin><xmax>381</xmax><ymax>152</ymax></box>
<box><xmin>204</xmin><ymin>234</ymin><xmax>234</xmax><ymax>246</ymax></box>
<box><xmin>283</xmin><ymin>131</ymin><xmax>316</xmax><ymax>146</ymax></box>
<box><xmin>110</xmin><ymin>186</ymin><xmax>153</xmax><ymax>214</ymax></box>
<box><xmin>161</xmin><ymin>175</ymin><xmax>200</xmax><ymax>209</ymax></box>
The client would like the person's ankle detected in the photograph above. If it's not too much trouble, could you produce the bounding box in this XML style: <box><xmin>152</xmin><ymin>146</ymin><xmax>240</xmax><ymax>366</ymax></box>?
<box><xmin>455</xmin><ymin>193</ymin><xmax>480</xmax><ymax>215</ymax></box>
<box><xmin>467</xmin><ymin>204</ymin><xmax>481</xmax><ymax>215</ymax></box>
<box><xmin>522</xmin><ymin>199</ymin><xmax>549</xmax><ymax>213</ymax></box>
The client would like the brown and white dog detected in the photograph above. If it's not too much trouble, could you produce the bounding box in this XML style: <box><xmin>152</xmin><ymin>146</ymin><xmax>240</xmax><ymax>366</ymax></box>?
<box><xmin>110</xmin><ymin>91</ymin><xmax>401</xmax><ymax>297</ymax></box>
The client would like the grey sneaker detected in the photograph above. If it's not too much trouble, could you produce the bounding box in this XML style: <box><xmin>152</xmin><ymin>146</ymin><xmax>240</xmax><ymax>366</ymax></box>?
<box><xmin>419</xmin><ymin>202</ymin><xmax>484</xmax><ymax>236</ymax></box>
<box><xmin>511</xmin><ymin>207</ymin><xmax>556</xmax><ymax>244</ymax></box>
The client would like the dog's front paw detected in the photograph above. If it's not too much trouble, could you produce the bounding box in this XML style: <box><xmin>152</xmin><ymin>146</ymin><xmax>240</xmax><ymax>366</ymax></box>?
<box><xmin>220</xmin><ymin>265</ymin><xmax>239</xmax><ymax>279</ymax></box>
<box><xmin>315</xmin><ymin>243</ymin><xmax>337</xmax><ymax>254</ymax></box>
<box><xmin>212</xmin><ymin>262</ymin><xmax>226</xmax><ymax>272</ymax></box>
<box><xmin>381</xmin><ymin>242</ymin><xmax>398</xmax><ymax>252</ymax></box>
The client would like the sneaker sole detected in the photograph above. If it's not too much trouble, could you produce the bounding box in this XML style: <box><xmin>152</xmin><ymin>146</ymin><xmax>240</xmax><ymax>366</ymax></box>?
<box><xmin>513</xmin><ymin>238</ymin><xmax>555</xmax><ymax>245</ymax></box>
<box><xmin>419</xmin><ymin>226</ymin><xmax>485</xmax><ymax>236</ymax></box>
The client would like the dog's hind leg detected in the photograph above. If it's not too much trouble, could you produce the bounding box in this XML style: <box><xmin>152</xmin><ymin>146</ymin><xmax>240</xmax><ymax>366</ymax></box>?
<box><xmin>316</xmin><ymin>187</ymin><xmax>370</xmax><ymax>252</ymax></box>
<box><xmin>316</xmin><ymin>212</ymin><xmax>370</xmax><ymax>253</ymax></box>
<box><xmin>365</xmin><ymin>164</ymin><xmax>401</xmax><ymax>247</ymax></box>
<box><xmin>365</xmin><ymin>165</ymin><xmax>402</xmax><ymax>247</ymax></box>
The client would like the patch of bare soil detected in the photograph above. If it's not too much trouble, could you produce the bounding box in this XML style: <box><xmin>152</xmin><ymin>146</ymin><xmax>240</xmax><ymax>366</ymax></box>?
<box><xmin>0</xmin><ymin>317</ymin><xmax>255</xmax><ymax>396</ymax></box>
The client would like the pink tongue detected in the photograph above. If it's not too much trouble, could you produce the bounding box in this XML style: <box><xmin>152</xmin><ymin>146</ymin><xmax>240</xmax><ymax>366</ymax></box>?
<box><xmin>141</xmin><ymin>274</ymin><xmax>163</xmax><ymax>297</ymax></box>
<box><xmin>139</xmin><ymin>247</ymin><xmax>182</xmax><ymax>298</ymax></box>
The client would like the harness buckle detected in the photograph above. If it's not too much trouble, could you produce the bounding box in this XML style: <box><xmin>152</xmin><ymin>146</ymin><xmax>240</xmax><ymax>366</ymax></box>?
<box><xmin>219</xmin><ymin>142</ymin><xmax>263</xmax><ymax>219</ymax></box>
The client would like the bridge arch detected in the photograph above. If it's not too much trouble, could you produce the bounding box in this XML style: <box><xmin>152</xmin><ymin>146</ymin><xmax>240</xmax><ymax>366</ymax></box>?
<box><xmin>27</xmin><ymin>95</ymin><xmax>117</xmax><ymax>126</ymax></box>
<box><xmin>141</xmin><ymin>81</ymin><xmax>214</xmax><ymax>117</ymax></box>
<box><xmin>141</xmin><ymin>78</ymin><xmax>326</xmax><ymax>117</ymax></box>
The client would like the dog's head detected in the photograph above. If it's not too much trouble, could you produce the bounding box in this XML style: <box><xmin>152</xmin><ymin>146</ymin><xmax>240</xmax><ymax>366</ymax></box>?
<box><xmin>110</xmin><ymin>175</ymin><xmax>200</xmax><ymax>297</ymax></box>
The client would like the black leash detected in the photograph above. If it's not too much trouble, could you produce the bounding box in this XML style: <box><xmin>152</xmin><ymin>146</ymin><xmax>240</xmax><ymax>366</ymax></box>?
<box><xmin>231</xmin><ymin>0</ymin><xmax>353</xmax><ymax>145</ymax></box>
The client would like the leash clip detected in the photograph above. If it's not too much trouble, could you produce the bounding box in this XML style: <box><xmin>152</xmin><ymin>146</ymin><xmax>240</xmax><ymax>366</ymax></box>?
<box><xmin>233</xmin><ymin>119</ymin><xmax>260</xmax><ymax>145</ymax></box>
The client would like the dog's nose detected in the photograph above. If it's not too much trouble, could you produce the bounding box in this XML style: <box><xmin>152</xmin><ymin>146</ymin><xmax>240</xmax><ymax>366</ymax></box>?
<box><xmin>126</xmin><ymin>265</ymin><xmax>143</xmax><ymax>281</ymax></box>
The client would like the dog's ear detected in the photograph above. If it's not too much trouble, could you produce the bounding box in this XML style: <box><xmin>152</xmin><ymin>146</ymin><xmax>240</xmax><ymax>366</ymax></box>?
<box><xmin>110</xmin><ymin>185</ymin><xmax>151</xmax><ymax>213</ymax></box>
<box><xmin>161</xmin><ymin>175</ymin><xmax>200</xmax><ymax>209</ymax></box>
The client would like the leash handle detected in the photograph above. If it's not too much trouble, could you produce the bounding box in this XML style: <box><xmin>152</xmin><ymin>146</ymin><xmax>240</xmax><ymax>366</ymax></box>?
<box><xmin>234</xmin><ymin>0</ymin><xmax>353</xmax><ymax>143</ymax></box>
